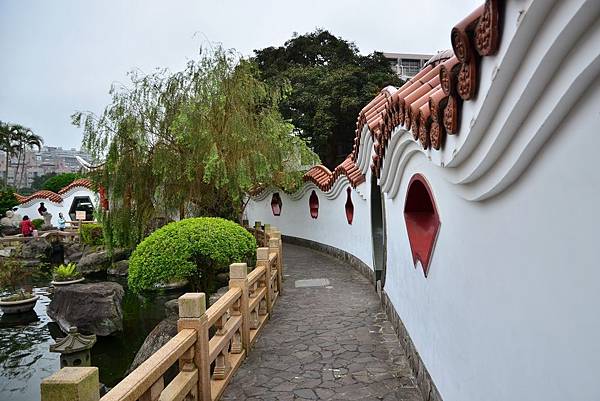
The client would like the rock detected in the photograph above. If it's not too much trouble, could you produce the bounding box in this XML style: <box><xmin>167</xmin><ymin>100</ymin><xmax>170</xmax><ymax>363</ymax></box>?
<box><xmin>164</xmin><ymin>299</ymin><xmax>179</xmax><ymax>318</ymax></box>
<box><xmin>0</xmin><ymin>226</ymin><xmax>20</xmax><ymax>236</ymax></box>
<box><xmin>20</xmin><ymin>238</ymin><xmax>52</xmax><ymax>259</ymax></box>
<box><xmin>47</xmin><ymin>282</ymin><xmax>124</xmax><ymax>336</ymax></box>
<box><xmin>127</xmin><ymin>317</ymin><xmax>177</xmax><ymax>374</ymax></box>
<box><xmin>77</xmin><ymin>250</ymin><xmax>111</xmax><ymax>274</ymax></box>
<box><xmin>107</xmin><ymin>260</ymin><xmax>129</xmax><ymax>276</ymax></box>
<box><xmin>209</xmin><ymin>286</ymin><xmax>230</xmax><ymax>306</ymax></box>
<box><xmin>111</xmin><ymin>248</ymin><xmax>131</xmax><ymax>262</ymax></box>
<box><xmin>0</xmin><ymin>247</ymin><xmax>17</xmax><ymax>257</ymax></box>
<box><xmin>65</xmin><ymin>252</ymin><xmax>83</xmax><ymax>264</ymax></box>
<box><xmin>216</xmin><ymin>272</ymin><xmax>230</xmax><ymax>286</ymax></box>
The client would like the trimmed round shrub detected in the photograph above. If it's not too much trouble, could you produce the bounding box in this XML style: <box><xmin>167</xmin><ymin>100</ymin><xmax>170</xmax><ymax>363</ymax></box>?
<box><xmin>128</xmin><ymin>217</ymin><xmax>256</xmax><ymax>293</ymax></box>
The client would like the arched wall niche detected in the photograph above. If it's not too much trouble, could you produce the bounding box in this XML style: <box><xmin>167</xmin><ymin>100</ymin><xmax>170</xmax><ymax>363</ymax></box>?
<box><xmin>309</xmin><ymin>190</ymin><xmax>319</xmax><ymax>219</ymax></box>
<box><xmin>271</xmin><ymin>193</ymin><xmax>282</xmax><ymax>216</ymax></box>
<box><xmin>345</xmin><ymin>187</ymin><xmax>354</xmax><ymax>225</ymax></box>
<box><xmin>403</xmin><ymin>174</ymin><xmax>440</xmax><ymax>277</ymax></box>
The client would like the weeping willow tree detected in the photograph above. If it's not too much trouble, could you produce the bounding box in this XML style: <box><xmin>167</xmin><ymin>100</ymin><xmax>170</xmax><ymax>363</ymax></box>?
<box><xmin>73</xmin><ymin>47</ymin><xmax>319</xmax><ymax>248</ymax></box>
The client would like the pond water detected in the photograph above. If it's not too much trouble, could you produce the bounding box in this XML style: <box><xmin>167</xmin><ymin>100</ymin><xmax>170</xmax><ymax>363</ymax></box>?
<box><xmin>0</xmin><ymin>278</ymin><xmax>184</xmax><ymax>401</ymax></box>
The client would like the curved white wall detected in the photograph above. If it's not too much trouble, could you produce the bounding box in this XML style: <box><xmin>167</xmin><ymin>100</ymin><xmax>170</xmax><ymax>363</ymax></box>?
<box><xmin>15</xmin><ymin>188</ymin><xmax>98</xmax><ymax>226</ymax></box>
<box><xmin>247</xmin><ymin>1</ymin><xmax>600</xmax><ymax>400</ymax></box>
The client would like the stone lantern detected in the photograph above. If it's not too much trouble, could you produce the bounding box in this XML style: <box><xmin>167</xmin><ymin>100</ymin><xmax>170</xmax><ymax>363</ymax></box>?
<box><xmin>49</xmin><ymin>326</ymin><xmax>96</xmax><ymax>368</ymax></box>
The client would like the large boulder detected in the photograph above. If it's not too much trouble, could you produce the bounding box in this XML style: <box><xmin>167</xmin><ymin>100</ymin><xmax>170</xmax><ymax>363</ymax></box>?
<box><xmin>20</xmin><ymin>238</ymin><xmax>52</xmax><ymax>259</ymax></box>
<box><xmin>108</xmin><ymin>260</ymin><xmax>129</xmax><ymax>276</ymax></box>
<box><xmin>47</xmin><ymin>282</ymin><xmax>124</xmax><ymax>336</ymax></box>
<box><xmin>127</xmin><ymin>299</ymin><xmax>179</xmax><ymax>374</ymax></box>
<box><xmin>78</xmin><ymin>250</ymin><xmax>111</xmax><ymax>274</ymax></box>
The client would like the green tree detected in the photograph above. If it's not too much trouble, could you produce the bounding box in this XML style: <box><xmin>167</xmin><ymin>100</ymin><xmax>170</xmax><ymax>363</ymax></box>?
<box><xmin>0</xmin><ymin>121</ymin><xmax>43</xmax><ymax>188</ymax></box>
<box><xmin>42</xmin><ymin>172</ymin><xmax>83</xmax><ymax>193</ymax></box>
<box><xmin>30</xmin><ymin>172</ymin><xmax>57</xmax><ymax>191</ymax></box>
<box><xmin>73</xmin><ymin>46</ymin><xmax>319</xmax><ymax>248</ymax></box>
<box><xmin>254</xmin><ymin>29</ymin><xmax>403</xmax><ymax>168</ymax></box>
<box><xmin>0</xmin><ymin>188</ymin><xmax>17</xmax><ymax>217</ymax></box>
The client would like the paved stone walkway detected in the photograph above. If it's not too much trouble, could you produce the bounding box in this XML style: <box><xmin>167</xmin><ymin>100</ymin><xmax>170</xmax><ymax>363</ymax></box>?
<box><xmin>222</xmin><ymin>243</ymin><xmax>423</xmax><ymax>401</ymax></box>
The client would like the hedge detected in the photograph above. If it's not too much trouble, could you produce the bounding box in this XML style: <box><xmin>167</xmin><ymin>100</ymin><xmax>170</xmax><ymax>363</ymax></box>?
<box><xmin>128</xmin><ymin>217</ymin><xmax>256</xmax><ymax>293</ymax></box>
<box><xmin>80</xmin><ymin>223</ymin><xmax>104</xmax><ymax>245</ymax></box>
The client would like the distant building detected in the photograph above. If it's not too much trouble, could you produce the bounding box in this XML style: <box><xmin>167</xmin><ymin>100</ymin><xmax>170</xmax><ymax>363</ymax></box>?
<box><xmin>0</xmin><ymin>146</ymin><xmax>92</xmax><ymax>188</ymax></box>
<box><xmin>382</xmin><ymin>52</ymin><xmax>434</xmax><ymax>80</ymax></box>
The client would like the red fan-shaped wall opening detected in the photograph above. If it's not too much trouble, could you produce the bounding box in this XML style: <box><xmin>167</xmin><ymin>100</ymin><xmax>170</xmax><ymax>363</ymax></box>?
<box><xmin>404</xmin><ymin>174</ymin><xmax>440</xmax><ymax>277</ymax></box>
<box><xmin>271</xmin><ymin>193</ymin><xmax>282</xmax><ymax>216</ymax></box>
<box><xmin>345</xmin><ymin>187</ymin><xmax>354</xmax><ymax>225</ymax></box>
<box><xmin>309</xmin><ymin>190</ymin><xmax>319</xmax><ymax>219</ymax></box>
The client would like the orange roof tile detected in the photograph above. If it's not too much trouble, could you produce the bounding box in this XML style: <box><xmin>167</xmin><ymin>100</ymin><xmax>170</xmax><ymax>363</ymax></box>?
<box><xmin>304</xmin><ymin>0</ymin><xmax>502</xmax><ymax>189</ymax></box>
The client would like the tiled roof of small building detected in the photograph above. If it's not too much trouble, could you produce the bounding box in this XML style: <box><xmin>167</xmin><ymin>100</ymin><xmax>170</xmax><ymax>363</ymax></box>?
<box><xmin>304</xmin><ymin>0</ymin><xmax>501</xmax><ymax>188</ymax></box>
<box><xmin>15</xmin><ymin>178</ymin><xmax>94</xmax><ymax>205</ymax></box>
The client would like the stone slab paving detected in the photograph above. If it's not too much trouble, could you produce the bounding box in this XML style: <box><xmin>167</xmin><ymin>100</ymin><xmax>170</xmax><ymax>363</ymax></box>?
<box><xmin>221</xmin><ymin>243</ymin><xmax>423</xmax><ymax>401</ymax></box>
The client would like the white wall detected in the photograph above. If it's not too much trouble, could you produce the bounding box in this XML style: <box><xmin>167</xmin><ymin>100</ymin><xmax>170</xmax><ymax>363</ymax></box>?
<box><xmin>247</xmin><ymin>1</ymin><xmax>600</xmax><ymax>400</ymax></box>
<box><xmin>246</xmin><ymin>180</ymin><xmax>374</xmax><ymax>271</ymax></box>
<box><xmin>15</xmin><ymin>188</ymin><xmax>98</xmax><ymax>226</ymax></box>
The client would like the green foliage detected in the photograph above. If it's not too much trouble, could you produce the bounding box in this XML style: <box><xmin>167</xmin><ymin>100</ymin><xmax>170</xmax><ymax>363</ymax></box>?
<box><xmin>52</xmin><ymin>263</ymin><xmax>81</xmax><ymax>281</ymax></box>
<box><xmin>0</xmin><ymin>258</ymin><xmax>33</xmax><ymax>300</ymax></box>
<box><xmin>80</xmin><ymin>223</ymin><xmax>104</xmax><ymax>245</ymax></box>
<box><xmin>73</xmin><ymin>46</ymin><xmax>318</xmax><ymax>248</ymax></box>
<box><xmin>254</xmin><ymin>29</ymin><xmax>404</xmax><ymax>168</ymax></box>
<box><xmin>0</xmin><ymin>188</ymin><xmax>17</xmax><ymax>217</ymax></box>
<box><xmin>128</xmin><ymin>217</ymin><xmax>256</xmax><ymax>293</ymax></box>
<box><xmin>42</xmin><ymin>172</ymin><xmax>84</xmax><ymax>193</ymax></box>
<box><xmin>0</xmin><ymin>121</ymin><xmax>43</xmax><ymax>189</ymax></box>
<box><xmin>31</xmin><ymin>218</ymin><xmax>44</xmax><ymax>230</ymax></box>
<box><xmin>30</xmin><ymin>172</ymin><xmax>57</xmax><ymax>191</ymax></box>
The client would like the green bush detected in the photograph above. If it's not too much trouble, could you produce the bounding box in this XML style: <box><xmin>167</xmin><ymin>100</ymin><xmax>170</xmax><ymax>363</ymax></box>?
<box><xmin>0</xmin><ymin>188</ymin><xmax>17</xmax><ymax>217</ymax></box>
<box><xmin>128</xmin><ymin>217</ymin><xmax>256</xmax><ymax>293</ymax></box>
<box><xmin>80</xmin><ymin>223</ymin><xmax>104</xmax><ymax>245</ymax></box>
<box><xmin>52</xmin><ymin>263</ymin><xmax>81</xmax><ymax>281</ymax></box>
<box><xmin>42</xmin><ymin>172</ymin><xmax>84</xmax><ymax>193</ymax></box>
<box><xmin>31</xmin><ymin>218</ymin><xmax>44</xmax><ymax>230</ymax></box>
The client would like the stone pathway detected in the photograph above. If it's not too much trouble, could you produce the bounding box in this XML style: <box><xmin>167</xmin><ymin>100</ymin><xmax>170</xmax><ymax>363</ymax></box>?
<box><xmin>221</xmin><ymin>243</ymin><xmax>423</xmax><ymax>401</ymax></box>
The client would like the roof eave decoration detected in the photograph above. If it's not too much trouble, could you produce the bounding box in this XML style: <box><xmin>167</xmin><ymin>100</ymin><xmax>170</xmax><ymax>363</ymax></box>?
<box><xmin>303</xmin><ymin>0</ymin><xmax>502</xmax><ymax>190</ymax></box>
<box><xmin>15</xmin><ymin>178</ymin><xmax>94</xmax><ymax>205</ymax></box>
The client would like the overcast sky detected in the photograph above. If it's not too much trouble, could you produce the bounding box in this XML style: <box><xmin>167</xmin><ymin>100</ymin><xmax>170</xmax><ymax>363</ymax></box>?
<box><xmin>0</xmin><ymin>0</ymin><xmax>480</xmax><ymax>150</ymax></box>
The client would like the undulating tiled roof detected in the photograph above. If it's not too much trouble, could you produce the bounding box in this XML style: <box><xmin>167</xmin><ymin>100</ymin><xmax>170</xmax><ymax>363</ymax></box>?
<box><xmin>304</xmin><ymin>0</ymin><xmax>501</xmax><ymax>188</ymax></box>
<box><xmin>16</xmin><ymin>178</ymin><xmax>94</xmax><ymax>205</ymax></box>
<box><xmin>57</xmin><ymin>178</ymin><xmax>94</xmax><ymax>194</ymax></box>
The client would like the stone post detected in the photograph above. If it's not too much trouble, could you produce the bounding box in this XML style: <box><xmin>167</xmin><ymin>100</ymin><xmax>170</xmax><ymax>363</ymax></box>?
<box><xmin>41</xmin><ymin>367</ymin><xmax>99</xmax><ymax>401</ymax></box>
<box><xmin>256</xmin><ymin>247</ymin><xmax>272</xmax><ymax>314</ymax></box>
<box><xmin>229</xmin><ymin>263</ymin><xmax>250</xmax><ymax>350</ymax></box>
<box><xmin>177</xmin><ymin>293</ymin><xmax>211</xmax><ymax>401</ymax></box>
<box><xmin>269</xmin><ymin>237</ymin><xmax>283</xmax><ymax>296</ymax></box>
<box><xmin>271</xmin><ymin>229</ymin><xmax>283</xmax><ymax>275</ymax></box>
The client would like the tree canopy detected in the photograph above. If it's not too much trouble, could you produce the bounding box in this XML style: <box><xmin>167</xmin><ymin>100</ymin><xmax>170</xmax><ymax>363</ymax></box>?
<box><xmin>254</xmin><ymin>29</ymin><xmax>403</xmax><ymax>168</ymax></box>
<box><xmin>73</xmin><ymin>46</ymin><xmax>319</xmax><ymax>248</ymax></box>
<box><xmin>42</xmin><ymin>172</ymin><xmax>84</xmax><ymax>193</ymax></box>
<box><xmin>0</xmin><ymin>122</ymin><xmax>43</xmax><ymax>188</ymax></box>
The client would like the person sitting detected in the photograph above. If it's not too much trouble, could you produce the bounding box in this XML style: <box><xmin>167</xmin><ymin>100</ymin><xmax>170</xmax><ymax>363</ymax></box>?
<box><xmin>57</xmin><ymin>212</ymin><xmax>66</xmax><ymax>231</ymax></box>
<box><xmin>38</xmin><ymin>202</ymin><xmax>47</xmax><ymax>216</ymax></box>
<box><xmin>20</xmin><ymin>216</ymin><xmax>34</xmax><ymax>237</ymax></box>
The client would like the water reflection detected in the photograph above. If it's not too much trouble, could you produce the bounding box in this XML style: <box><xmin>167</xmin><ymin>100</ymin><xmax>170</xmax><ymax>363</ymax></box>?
<box><xmin>0</xmin><ymin>280</ymin><xmax>182</xmax><ymax>401</ymax></box>
<box><xmin>0</xmin><ymin>288</ymin><xmax>58</xmax><ymax>401</ymax></box>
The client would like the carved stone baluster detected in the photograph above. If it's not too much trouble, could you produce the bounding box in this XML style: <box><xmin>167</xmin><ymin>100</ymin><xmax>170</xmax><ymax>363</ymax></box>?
<box><xmin>215</xmin><ymin>313</ymin><xmax>228</xmax><ymax>336</ymax></box>
<box><xmin>259</xmin><ymin>298</ymin><xmax>267</xmax><ymax>316</ymax></box>
<box><xmin>250</xmin><ymin>305</ymin><xmax>259</xmax><ymax>329</ymax></box>
<box><xmin>213</xmin><ymin>348</ymin><xmax>230</xmax><ymax>380</ymax></box>
<box><xmin>139</xmin><ymin>376</ymin><xmax>164</xmax><ymax>401</ymax></box>
<box><xmin>230</xmin><ymin>328</ymin><xmax>242</xmax><ymax>354</ymax></box>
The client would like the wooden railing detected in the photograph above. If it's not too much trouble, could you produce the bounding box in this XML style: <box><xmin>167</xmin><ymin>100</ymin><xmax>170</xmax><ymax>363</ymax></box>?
<box><xmin>40</xmin><ymin>225</ymin><xmax>283</xmax><ymax>401</ymax></box>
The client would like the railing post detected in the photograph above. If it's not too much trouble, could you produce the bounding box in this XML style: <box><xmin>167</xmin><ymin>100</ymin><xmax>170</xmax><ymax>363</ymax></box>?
<box><xmin>256</xmin><ymin>247</ymin><xmax>272</xmax><ymax>314</ymax></box>
<box><xmin>264</xmin><ymin>223</ymin><xmax>271</xmax><ymax>233</ymax></box>
<box><xmin>269</xmin><ymin>237</ymin><xmax>283</xmax><ymax>296</ymax></box>
<box><xmin>41</xmin><ymin>367</ymin><xmax>99</xmax><ymax>401</ymax></box>
<box><xmin>229</xmin><ymin>263</ymin><xmax>250</xmax><ymax>350</ymax></box>
<box><xmin>271</xmin><ymin>229</ymin><xmax>283</xmax><ymax>276</ymax></box>
<box><xmin>177</xmin><ymin>293</ymin><xmax>211</xmax><ymax>401</ymax></box>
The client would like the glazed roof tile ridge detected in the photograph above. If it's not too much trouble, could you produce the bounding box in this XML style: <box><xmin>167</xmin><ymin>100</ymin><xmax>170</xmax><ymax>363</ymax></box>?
<box><xmin>15</xmin><ymin>190</ymin><xmax>63</xmax><ymax>204</ymax></box>
<box><xmin>57</xmin><ymin>178</ymin><xmax>93</xmax><ymax>194</ymax></box>
<box><xmin>16</xmin><ymin>178</ymin><xmax>95</xmax><ymax>205</ymax></box>
<box><xmin>304</xmin><ymin>0</ymin><xmax>501</xmax><ymax>189</ymax></box>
